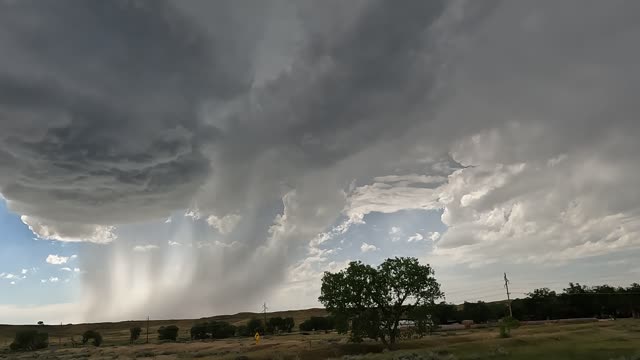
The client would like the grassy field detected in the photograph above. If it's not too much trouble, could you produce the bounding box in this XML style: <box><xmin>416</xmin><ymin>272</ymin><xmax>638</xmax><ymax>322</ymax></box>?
<box><xmin>0</xmin><ymin>317</ymin><xmax>639</xmax><ymax>359</ymax></box>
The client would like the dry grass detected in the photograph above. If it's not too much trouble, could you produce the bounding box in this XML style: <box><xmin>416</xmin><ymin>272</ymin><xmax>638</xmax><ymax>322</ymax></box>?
<box><xmin>0</xmin><ymin>318</ymin><xmax>638</xmax><ymax>360</ymax></box>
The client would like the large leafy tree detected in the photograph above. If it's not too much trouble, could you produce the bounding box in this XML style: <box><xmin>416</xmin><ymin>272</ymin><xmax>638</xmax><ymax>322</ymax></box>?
<box><xmin>319</xmin><ymin>257</ymin><xmax>443</xmax><ymax>349</ymax></box>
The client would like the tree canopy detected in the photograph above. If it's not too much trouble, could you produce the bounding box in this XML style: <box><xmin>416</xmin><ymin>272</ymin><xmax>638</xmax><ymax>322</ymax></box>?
<box><xmin>319</xmin><ymin>257</ymin><xmax>443</xmax><ymax>349</ymax></box>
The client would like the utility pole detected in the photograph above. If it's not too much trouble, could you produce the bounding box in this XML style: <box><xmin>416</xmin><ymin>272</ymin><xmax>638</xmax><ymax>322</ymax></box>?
<box><xmin>146</xmin><ymin>316</ymin><xmax>149</xmax><ymax>344</ymax></box>
<box><xmin>504</xmin><ymin>272</ymin><xmax>513</xmax><ymax>317</ymax></box>
<box><xmin>262</xmin><ymin>302</ymin><xmax>268</xmax><ymax>331</ymax></box>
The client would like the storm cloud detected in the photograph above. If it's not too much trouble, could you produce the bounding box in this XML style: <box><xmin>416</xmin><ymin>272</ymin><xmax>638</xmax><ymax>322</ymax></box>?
<box><xmin>0</xmin><ymin>0</ymin><xmax>255</xmax><ymax>240</ymax></box>
<box><xmin>1</xmin><ymin>0</ymin><xmax>640</xmax><ymax>321</ymax></box>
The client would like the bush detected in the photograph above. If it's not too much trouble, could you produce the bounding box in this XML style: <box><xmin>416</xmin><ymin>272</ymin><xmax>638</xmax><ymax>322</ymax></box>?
<box><xmin>190</xmin><ymin>321</ymin><xmax>236</xmax><ymax>340</ymax></box>
<box><xmin>82</xmin><ymin>330</ymin><xmax>103</xmax><ymax>347</ymax></box>
<box><xmin>10</xmin><ymin>330</ymin><xmax>49</xmax><ymax>351</ymax></box>
<box><xmin>267</xmin><ymin>317</ymin><xmax>296</xmax><ymax>334</ymax></box>
<box><xmin>130</xmin><ymin>327</ymin><xmax>142</xmax><ymax>343</ymax></box>
<box><xmin>498</xmin><ymin>317</ymin><xmax>520</xmax><ymax>338</ymax></box>
<box><xmin>236</xmin><ymin>325</ymin><xmax>251</xmax><ymax>337</ymax></box>
<box><xmin>246</xmin><ymin>318</ymin><xmax>264</xmax><ymax>335</ymax></box>
<box><xmin>191</xmin><ymin>323</ymin><xmax>209</xmax><ymax>340</ymax></box>
<box><xmin>283</xmin><ymin>317</ymin><xmax>295</xmax><ymax>333</ymax></box>
<box><xmin>210</xmin><ymin>321</ymin><xmax>236</xmax><ymax>339</ymax></box>
<box><xmin>299</xmin><ymin>316</ymin><xmax>335</xmax><ymax>332</ymax></box>
<box><xmin>157</xmin><ymin>325</ymin><xmax>179</xmax><ymax>341</ymax></box>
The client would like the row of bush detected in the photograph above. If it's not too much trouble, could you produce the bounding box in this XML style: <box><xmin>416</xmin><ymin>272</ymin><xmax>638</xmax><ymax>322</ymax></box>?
<box><xmin>9</xmin><ymin>315</ymin><xmax>336</xmax><ymax>351</ymax></box>
<box><xmin>189</xmin><ymin>316</ymin><xmax>296</xmax><ymax>340</ymax></box>
<box><xmin>9</xmin><ymin>329</ymin><xmax>102</xmax><ymax>351</ymax></box>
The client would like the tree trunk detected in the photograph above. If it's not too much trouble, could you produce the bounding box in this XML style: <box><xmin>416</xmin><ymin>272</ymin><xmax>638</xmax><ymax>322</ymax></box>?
<box><xmin>388</xmin><ymin>320</ymin><xmax>400</xmax><ymax>350</ymax></box>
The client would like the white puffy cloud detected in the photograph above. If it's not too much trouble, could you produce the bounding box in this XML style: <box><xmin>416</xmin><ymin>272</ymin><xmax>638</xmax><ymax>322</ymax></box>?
<box><xmin>45</xmin><ymin>254</ymin><xmax>69</xmax><ymax>265</ymax></box>
<box><xmin>345</xmin><ymin>180</ymin><xmax>442</xmax><ymax>221</ymax></box>
<box><xmin>407</xmin><ymin>233</ymin><xmax>424</xmax><ymax>242</ymax></box>
<box><xmin>360</xmin><ymin>242</ymin><xmax>379</xmax><ymax>253</ymax></box>
<box><xmin>132</xmin><ymin>244</ymin><xmax>159</xmax><ymax>252</ymax></box>
<box><xmin>389</xmin><ymin>226</ymin><xmax>403</xmax><ymax>242</ymax></box>
<box><xmin>48</xmin><ymin>277</ymin><xmax>59</xmax><ymax>283</ymax></box>
<box><xmin>206</xmin><ymin>214</ymin><xmax>242</xmax><ymax>235</ymax></box>
<box><xmin>428</xmin><ymin>232</ymin><xmax>441</xmax><ymax>241</ymax></box>
<box><xmin>22</xmin><ymin>216</ymin><xmax>116</xmax><ymax>244</ymax></box>
<box><xmin>60</xmin><ymin>267</ymin><xmax>72</xmax><ymax>272</ymax></box>
<box><xmin>20</xmin><ymin>269</ymin><xmax>27</xmax><ymax>275</ymax></box>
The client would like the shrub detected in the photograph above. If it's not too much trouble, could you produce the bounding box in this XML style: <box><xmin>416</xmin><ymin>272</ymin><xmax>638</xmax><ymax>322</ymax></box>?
<box><xmin>267</xmin><ymin>317</ymin><xmax>295</xmax><ymax>334</ymax></box>
<box><xmin>299</xmin><ymin>316</ymin><xmax>335</xmax><ymax>332</ymax></box>
<box><xmin>157</xmin><ymin>325</ymin><xmax>179</xmax><ymax>341</ymax></box>
<box><xmin>210</xmin><ymin>321</ymin><xmax>236</xmax><ymax>339</ymax></box>
<box><xmin>246</xmin><ymin>318</ymin><xmax>264</xmax><ymax>335</ymax></box>
<box><xmin>82</xmin><ymin>330</ymin><xmax>103</xmax><ymax>347</ymax></box>
<box><xmin>191</xmin><ymin>321</ymin><xmax>236</xmax><ymax>340</ymax></box>
<box><xmin>130</xmin><ymin>327</ymin><xmax>142</xmax><ymax>343</ymax></box>
<box><xmin>498</xmin><ymin>317</ymin><xmax>520</xmax><ymax>338</ymax></box>
<box><xmin>10</xmin><ymin>330</ymin><xmax>49</xmax><ymax>351</ymax></box>
<box><xmin>283</xmin><ymin>317</ymin><xmax>295</xmax><ymax>333</ymax></box>
<box><xmin>191</xmin><ymin>323</ymin><xmax>209</xmax><ymax>340</ymax></box>
<box><xmin>236</xmin><ymin>325</ymin><xmax>251</xmax><ymax>337</ymax></box>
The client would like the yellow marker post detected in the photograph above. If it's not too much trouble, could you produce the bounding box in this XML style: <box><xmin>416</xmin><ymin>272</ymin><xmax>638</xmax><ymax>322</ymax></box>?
<box><xmin>254</xmin><ymin>332</ymin><xmax>261</xmax><ymax>345</ymax></box>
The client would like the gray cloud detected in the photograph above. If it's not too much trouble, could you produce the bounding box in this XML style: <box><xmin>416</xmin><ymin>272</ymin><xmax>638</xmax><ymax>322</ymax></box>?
<box><xmin>0</xmin><ymin>0</ymin><xmax>255</xmax><ymax>234</ymax></box>
<box><xmin>3</xmin><ymin>0</ymin><xmax>639</xmax><ymax>322</ymax></box>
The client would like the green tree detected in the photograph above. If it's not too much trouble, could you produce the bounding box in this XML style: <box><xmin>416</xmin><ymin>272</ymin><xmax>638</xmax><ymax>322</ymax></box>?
<box><xmin>319</xmin><ymin>257</ymin><xmax>443</xmax><ymax>349</ymax></box>
<box><xmin>190</xmin><ymin>323</ymin><xmax>208</xmax><ymax>340</ymax></box>
<box><xmin>209</xmin><ymin>321</ymin><xmax>236</xmax><ymax>339</ymax></box>
<box><xmin>282</xmin><ymin>317</ymin><xmax>295</xmax><ymax>333</ymax></box>
<box><xmin>267</xmin><ymin>317</ymin><xmax>284</xmax><ymax>334</ymax></box>
<box><xmin>157</xmin><ymin>325</ymin><xmax>179</xmax><ymax>341</ymax></box>
<box><xmin>129</xmin><ymin>327</ymin><xmax>142</xmax><ymax>343</ymax></box>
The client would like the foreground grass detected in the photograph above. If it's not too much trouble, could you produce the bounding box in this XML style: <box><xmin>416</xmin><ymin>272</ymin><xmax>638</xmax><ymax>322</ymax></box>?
<box><xmin>1</xmin><ymin>319</ymin><xmax>638</xmax><ymax>359</ymax></box>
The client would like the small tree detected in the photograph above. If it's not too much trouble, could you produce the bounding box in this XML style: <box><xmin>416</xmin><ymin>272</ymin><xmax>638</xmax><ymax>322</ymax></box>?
<box><xmin>190</xmin><ymin>323</ymin><xmax>209</xmax><ymax>340</ymax></box>
<box><xmin>157</xmin><ymin>325</ymin><xmax>179</xmax><ymax>341</ymax></box>
<box><xmin>130</xmin><ymin>327</ymin><xmax>142</xmax><ymax>343</ymax></box>
<box><xmin>10</xmin><ymin>330</ymin><xmax>48</xmax><ymax>351</ymax></box>
<box><xmin>209</xmin><ymin>321</ymin><xmax>236</xmax><ymax>339</ymax></box>
<box><xmin>319</xmin><ymin>257</ymin><xmax>443</xmax><ymax>350</ymax></box>
<box><xmin>236</xmin><ymin>324</ymin><xmax>251</xmax><ymax>337</ymax></box>
<box><xmin>498</xmin><ymin>316</ymin><xmax>520</xmax><ymax>338</ymax></box>
<box><xmin>37</xmin><ymin>321</ymin><xmax>44</xmax><ymax>326</ymax></box>
<box><xmin>283</xmin><ymin>317</ymin><xmax>295</xmax><ymax>333</ymax></box>
<box><xmin>82</xmin><ymin>330</ymin><xmax>102</xmax><ymax>347</ymax></box>
<box><xmin>247</xmin><ymin>318</ymin><xmax>264</xmax><ymax>335</ymax></box>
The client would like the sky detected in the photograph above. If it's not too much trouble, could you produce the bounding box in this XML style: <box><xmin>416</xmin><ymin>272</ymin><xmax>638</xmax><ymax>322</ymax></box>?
<box><xmin>1</xmin><ymin>0</ymin><xmax>640</xmax><ymax>325</ymax></box>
